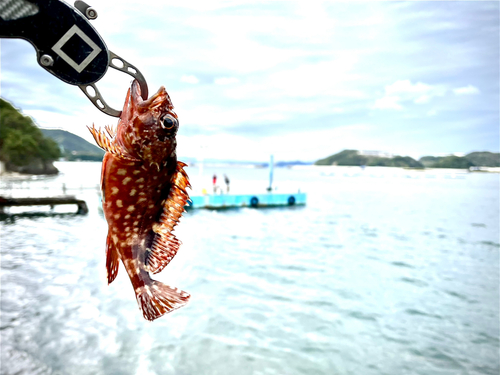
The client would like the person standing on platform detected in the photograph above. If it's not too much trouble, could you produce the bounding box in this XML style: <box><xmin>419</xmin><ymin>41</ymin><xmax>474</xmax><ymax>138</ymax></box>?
<box><xmin>224</xmin><ymin>174</ymin><xmax>230</xmax><ymax>193</ymax></box>
<box><xmin>212</xmin><ymin>174</ymin><xmax>217</xmax><ymax>193</ymax></box>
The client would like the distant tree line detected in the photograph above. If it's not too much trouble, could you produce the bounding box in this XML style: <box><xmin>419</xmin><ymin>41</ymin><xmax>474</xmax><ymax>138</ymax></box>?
<box><xmin>315</xmin><ymin>149</ymin><xmax>500</xmax><ymax>169</ymax></box>
<box><xmin>0</xmin><ymin>98</ymin><xmax>60</xmax><ymax>174</ymax></box>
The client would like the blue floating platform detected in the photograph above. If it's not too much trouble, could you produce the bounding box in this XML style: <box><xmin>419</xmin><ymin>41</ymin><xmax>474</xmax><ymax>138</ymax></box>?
<box><xmin>187</xmin><ymin>192</ymin><xmax>306</xmax><ymax>209</ymax></box>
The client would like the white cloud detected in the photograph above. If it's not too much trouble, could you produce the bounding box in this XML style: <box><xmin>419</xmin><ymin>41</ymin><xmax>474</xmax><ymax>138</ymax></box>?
<box><xmin>373</xmin><ymin>80</ymin><xmax>446</xmax><ymax>110</ymax></box>
<box><xmin>180</xmin><ymin>75</ymin><xmax>199</xmax><ymax>84</ymax></box>
<box><xmin>453</xmin><ymin>85</ymin><xmax>480</xmax><ymax>95</ymax></box>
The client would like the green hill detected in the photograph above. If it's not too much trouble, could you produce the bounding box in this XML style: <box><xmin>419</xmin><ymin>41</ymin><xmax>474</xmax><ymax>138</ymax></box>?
<box><xmin>316</xmin><ymin>150</ymin><xmax>366</xmax><ymax>166</ymax></box>
<box><xmin>425</xmin><ymin>155</ymin><xmax>473</xmax><ymax>169</ymax></box>
<box><xmin>465</xmin><ymin>152</ymin><xmax>500</xmax><ymax>167</ymax></box>
<box><xmin>418</xmin><ymin>156</ymin><xmax>440</xmax><ymax>168</ymax></box>
<box><xmin>316</xmin><ymin>150</ymin><xmax>500</xmax><ymax>169</ymax></box>
<box><xmin>0</xmin><ymin>98</ymin><xmax>60</xmax><ymax>174</ymax></box>
<box><xmin>315</xmin><ymin>150</ymin><xmax>423</xmax><ymax>168</ymax></box>
<box><xmin>41</xmin><ymin>129</ymin><xmax>104</xmax><ymax>161</ymax></box>
<box><xmin>419</xmin><ymin>152</ymin><xmax>500</xmax><ymax>168</ymax></box>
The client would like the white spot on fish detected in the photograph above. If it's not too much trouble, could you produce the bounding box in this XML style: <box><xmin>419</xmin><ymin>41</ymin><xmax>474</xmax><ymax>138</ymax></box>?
<box><xmin>125</xmin><ymin>214</ymin><xmax>131</xmax><ymax>219</ymax></box>
<box><xmin>111</xmin><ymin>187</ymin><xmax>119</xmax><ymax>195</ymax></box>
<box><xmin>139</xmin><ymin>192</ymin><xmax>146</xmax><ymax>196</ymax></box>
<box><xmin>133</xmin><ymin>221</ymin><xmax>139</xmax><ymax>226</ymax></box>
<box><xmin>148</xmin><ymin>204</ymin><xmax>154</xmax><ymax>208</ymax></box>
<box><xmin>113</xmin><ymin>213</ymin><xmax>120</xmax><ymax>219</ymax></box>
<box><xmin>138</xmin><ymin>197</ymin><xmax>147</xmax><ymax>203</ymax></box>
<box><xmin>112</xmin><ymin>235</ymin><xmax>118</xmax><ymax>244</ymax></box>
<box><xmin>133</xmin><ymin>170</ymin><xmax>141</xmax><ymax>175</ymax></box>
<box><xmin>116</xmin><ymin>200</ymin><xmax>123</xmax><ymax>207</ymax></box>
<box><xmin>153</xmin><ymin>176</ymin><xmax>158</xmax><ymax>180</ymax></box>
<box><xmin>125</xmin><ymin>227</ymin><xmax>130</xmax><ymax>232</ymax></box>
<box><xmin>127</xmin><ymin>205</ymin><xmax>136</xmax><ymax>212</ymax></box>
<box><xmin>122</xmin><ymin>177</ymin><xmax>132</xmax><ymax>185</ymax></box>
<box><xmin>139</xmin><ymin>185</ymin><xmax>144</xmax><ymax>189</ymax></box>
<box><xmin>137</xmin><ymin>178</ymin><xmax>145</xmax><ymax>183</ymax></box>
<box><xmin>133</xmin><ymin>228</ymin><xmax>139</xmax><ymax>232</ymax></box>
<box><xmin>130</xmin><ymin>189</ymin><xmax>137</xmax><ymax>196</ymax></box>
<box><xmin>117</xmin><ymin>169</ymin><xmax>126</xmax><ymax>175</ymax></box>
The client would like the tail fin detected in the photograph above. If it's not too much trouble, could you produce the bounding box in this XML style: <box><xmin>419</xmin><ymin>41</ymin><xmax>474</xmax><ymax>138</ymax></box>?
<box><xmin>135</xmin><ymin>281</ymin><xmax>190</xmax><ymax>321</ymax></box>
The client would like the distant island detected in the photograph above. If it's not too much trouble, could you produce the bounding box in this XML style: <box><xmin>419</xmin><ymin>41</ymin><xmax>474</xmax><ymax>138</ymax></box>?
<box><xmin>315</xmin><ymin>150</ymin><xmax>500</xmax><ymax>169</ymax></box>
<box><xmin>0</xmin><ymin>98</ymin><xmax>60</xmax><ymax>175</ymax></box>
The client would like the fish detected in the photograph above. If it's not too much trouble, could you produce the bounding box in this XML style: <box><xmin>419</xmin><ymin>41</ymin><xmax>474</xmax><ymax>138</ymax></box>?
<box><xmin>88</xmin><ymin>79</ymin><xmax>191</xmax><ymax>321</ymax></box>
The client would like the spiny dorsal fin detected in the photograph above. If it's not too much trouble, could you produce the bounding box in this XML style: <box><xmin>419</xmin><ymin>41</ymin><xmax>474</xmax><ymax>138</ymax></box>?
<box><xmin>105</xmin><ymin>124</ymin><xmax>117</xmax><ymax>138</ymax></box>
<box><xmin>87</xmin><ymin>125</ymin><xmax>139</xmax><ymax>161</ymax></box>
<box><xmin>146</xmin><ymin>161</ymin><xmax>191</xmax><ymax>274</ymax></box>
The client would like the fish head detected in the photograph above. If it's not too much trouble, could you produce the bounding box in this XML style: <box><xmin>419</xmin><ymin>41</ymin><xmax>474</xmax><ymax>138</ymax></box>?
<box><xmin>117</xmin><ymin>80</ymin><xmax>179</xmax><ymax>166</ymax></box>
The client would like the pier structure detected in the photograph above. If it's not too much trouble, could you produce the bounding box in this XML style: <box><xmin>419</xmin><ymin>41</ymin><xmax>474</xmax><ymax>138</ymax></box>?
<box><xmin>188</xmin><ymin>192</ymin><xmax>306</xmax><ymax>209</ymax></box>
<box><xmin>0</xmin><ymin>196</ymin><xmax>89</xmax><ymax>214</ymax></box>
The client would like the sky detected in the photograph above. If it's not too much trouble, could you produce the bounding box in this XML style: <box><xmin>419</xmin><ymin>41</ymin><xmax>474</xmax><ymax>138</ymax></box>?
<box><xmin>1</xmin><ymin>0</ymin><xmax>499</xmax><ymax>162</ymax></box>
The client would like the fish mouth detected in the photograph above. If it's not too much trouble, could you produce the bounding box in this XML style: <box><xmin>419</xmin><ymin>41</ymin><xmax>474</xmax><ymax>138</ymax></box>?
<box><xmin>130</xmin><ymin>80</ymin><xmax>172</xmax><ymax>113</ymax></box>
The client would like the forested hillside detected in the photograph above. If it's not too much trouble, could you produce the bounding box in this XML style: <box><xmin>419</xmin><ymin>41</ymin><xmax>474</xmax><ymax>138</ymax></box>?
<box><xmin>0</xmin><ymin>98</ymin><xmax>60</xmax><ymax>174</ymax></box>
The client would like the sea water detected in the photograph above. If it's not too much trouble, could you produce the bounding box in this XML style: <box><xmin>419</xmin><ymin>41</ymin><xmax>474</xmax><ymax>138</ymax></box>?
<box><xmin>1</xmin><ymin>162</ymin><xmax>499</xmax><ymax>375</ymax></box>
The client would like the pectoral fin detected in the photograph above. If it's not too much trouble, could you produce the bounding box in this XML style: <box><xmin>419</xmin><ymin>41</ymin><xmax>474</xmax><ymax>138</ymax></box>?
<box><xmin>146</xmin><ymin>162</ymin><xmax>191</xmax><ymax>274</ymax></box>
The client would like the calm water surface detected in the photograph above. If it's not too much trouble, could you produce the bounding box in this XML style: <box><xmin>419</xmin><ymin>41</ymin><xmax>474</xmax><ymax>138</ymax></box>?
<box><xmin>1</xmin><ymin>162</ymin><xmax>499</xmax><ymax>375</ymax></box>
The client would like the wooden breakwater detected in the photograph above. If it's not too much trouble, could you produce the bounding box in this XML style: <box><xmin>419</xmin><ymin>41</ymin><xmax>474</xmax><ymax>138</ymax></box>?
<box><xmin>0</xmin><ymin>196</ymin><xmax>88</xmax><ymax>215</ymax></box>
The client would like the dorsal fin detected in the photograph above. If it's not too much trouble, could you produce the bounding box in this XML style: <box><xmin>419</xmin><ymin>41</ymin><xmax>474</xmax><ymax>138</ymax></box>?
<box><xmin>87</xmin><ymin>125</ymin><xmax>139</xmax><ymax>161</ymax></box>
<box><xmin>104</xmin><ymin>124</ymin><xmax>117</xmax><ymax>138</ymax></box>
<box><xmin>146</xmin><ymin>162</ymin><xmax>191</xmax><ymax>274</ymax></box>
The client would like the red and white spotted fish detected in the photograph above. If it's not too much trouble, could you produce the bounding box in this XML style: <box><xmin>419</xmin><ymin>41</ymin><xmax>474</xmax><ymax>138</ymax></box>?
<box><xmin>88</xmin><ymin>79</ymin><xmax>190</xmax><ymax>321</ymax></box>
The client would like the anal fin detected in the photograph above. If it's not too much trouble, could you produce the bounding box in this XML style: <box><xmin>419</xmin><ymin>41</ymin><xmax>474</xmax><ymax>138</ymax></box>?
<box><xmin>147</xmin><ymin>233</ymin><xmax>181</xmax><ymax>274</ymax></box>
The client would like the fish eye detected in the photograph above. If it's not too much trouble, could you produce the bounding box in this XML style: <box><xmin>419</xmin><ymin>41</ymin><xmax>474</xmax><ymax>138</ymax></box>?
<box><xmin>161</xmin><ymin>114</ymin><xmax>177</xmax><ymax>130</ymax></box>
